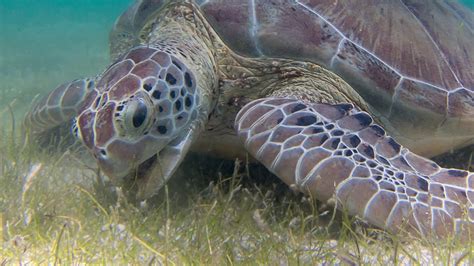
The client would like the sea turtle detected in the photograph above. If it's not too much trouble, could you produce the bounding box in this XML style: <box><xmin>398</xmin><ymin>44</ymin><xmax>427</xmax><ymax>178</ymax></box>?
<box><xmin>25</xmin><ymin>0</ymin><xmax>474</xmax><ymax>240</ymax></box>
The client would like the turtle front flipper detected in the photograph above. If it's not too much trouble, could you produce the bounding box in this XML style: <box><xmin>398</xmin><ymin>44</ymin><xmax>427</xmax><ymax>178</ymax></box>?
<box><xmin>235</xmin><ymin>98</ymin><xmax>474</xmax><ymax>240</ymax></box>
<box><xmin>24</xmin><ymin>78</ymin><xmax>96</xmax><ymax>147</ymax></box>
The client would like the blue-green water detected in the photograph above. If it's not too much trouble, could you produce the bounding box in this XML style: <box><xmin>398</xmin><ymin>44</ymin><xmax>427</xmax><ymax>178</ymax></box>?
<box><xmin>0</xmin><ymin>0</ymin><xmax>473</xmax><ymax>116</ymax></box>
<box><xmin>0</xmin><ymin>0</ymin><xmax>131</xmax><ymax>115</ymax></box>
<box><xmin>461</xmin><ymin>0</ymin><xmax>474</xmax><ymax>8</ymax></box>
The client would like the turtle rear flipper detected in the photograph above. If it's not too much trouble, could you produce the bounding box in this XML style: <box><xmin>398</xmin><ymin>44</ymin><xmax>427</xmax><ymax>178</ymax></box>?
<box><xmin>236</xmin><ymin>97</ymin><xmax>474</xmax><ymax>240</ymax></box>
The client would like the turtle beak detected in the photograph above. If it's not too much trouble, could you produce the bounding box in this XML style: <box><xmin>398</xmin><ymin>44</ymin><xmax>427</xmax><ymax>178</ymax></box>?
<box><xmin>96</xmin><ymin>149</ymin><xmax>166</xmax><ymax>200</ymax></box>
<box><xmin>94</xmin><ymin>145</ymin><xmax>173</xmax><ymax>200</ymax></box>
<box><xmin>94</xmin><ymin>149</ymin><xmax>131</xmax><ymax>181</ymax></box>
<box><xmin>92</xmin><ymin>136</ymin><xmax>170</xmax><ymax>185</ymax></box>
<box><xmin>124</xmin><ymin>126</ymin><xmax>202</xmax><ymax>200</ymax></box>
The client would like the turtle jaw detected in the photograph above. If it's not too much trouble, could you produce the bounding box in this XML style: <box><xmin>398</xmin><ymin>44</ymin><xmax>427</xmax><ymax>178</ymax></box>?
<box><xmin>116</xmin><ymin>153</ymin><xmax>163</xmax><ymax>197</ymax></box>
<box><xmin>94</xmin><ymin>149</ymin><xmax>147</xmax><ymax>184</ymax></box>
<box><xmin>97</xmin><ymin>147</ymin><xmax>177</xmax><ymax>201</ymax></box>
<box><xmin>93</xmin><ymin>139</ymin><xmax>168</xmax><ymax>185</ymax></box>
<box><xmin>122</xmin><ymin>152</ymin><xmax>168</xmax><ymax>200</ymax></box>
<box><xmin>95</xmin><ymin>148</ymin><xmax>166</xmax><ymax>198</ymax></box>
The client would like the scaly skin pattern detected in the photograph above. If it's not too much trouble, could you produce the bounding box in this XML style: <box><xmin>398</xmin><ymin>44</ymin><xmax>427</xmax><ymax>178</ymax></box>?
<box><xmin>24</xmin><ymin>1</ymin><xmax>474</xmax><ymax>240</ymax></box>
<box><xmin>75</xmin><ymin>46</ymin><xmax>202</xmax><ymax>180</ymax></box>
<box><xmin>235</xmin><ymin>98</ymin><xmax>474</xmax><ymax>240</ymax></box>
<box><xmin>25</xmin><ymin>78</ymin><xmax>95</xmax><ymax>134</ymax></box>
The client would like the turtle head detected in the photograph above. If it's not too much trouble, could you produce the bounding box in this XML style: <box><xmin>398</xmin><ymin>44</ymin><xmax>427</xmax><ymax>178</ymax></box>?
<box><xmin>74</xmin><ymin>46</ymin><xmax>199</xmax><ymax>197</ymax></box>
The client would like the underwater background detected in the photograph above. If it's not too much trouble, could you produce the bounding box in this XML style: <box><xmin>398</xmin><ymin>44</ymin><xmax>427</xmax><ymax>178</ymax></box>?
<box><xmin>0</xmin><ymin>1</ymin><xmax>474</xmax><ymax>263</ymax></box>
<box><xmin>0</xmin><ymin>0</ymin><xmax>130</xmax><ymax>118</ymax></box>
<box><xmin>0</xmin><ymin>0</ymin><xmax>473</xmax><ymax>119</ymax></box>
<box><xmin>462</xmin><ymin>0</ymin><xmax>474</xmax><ymax>7</ymax></box>
<box><xmin>1</xmin><ymin>0</ymin><xmax>473</xmax><ymax>114</ymax></box>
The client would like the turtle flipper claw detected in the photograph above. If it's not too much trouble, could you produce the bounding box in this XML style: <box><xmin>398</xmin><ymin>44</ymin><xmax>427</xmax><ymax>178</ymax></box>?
<box><xmin>235</xmin><ymin>97</ymin><xmax>474</xmax><ymax>240</ymax></box>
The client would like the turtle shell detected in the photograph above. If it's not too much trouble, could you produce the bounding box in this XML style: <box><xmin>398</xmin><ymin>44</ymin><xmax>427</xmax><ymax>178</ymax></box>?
<box><xmin>110</xmin><ymin>0</ymin><xmax>165</xmax><ymax>60</ymax></box>
<box><xmin>200</xmin><ymin>0</ymin><xmax>474</xmax><ymax>156</ymax></box>
<box><xmin>113</xmin><ymin>0</ymin><xmax>473</xmax><ymax>156</ymax></box>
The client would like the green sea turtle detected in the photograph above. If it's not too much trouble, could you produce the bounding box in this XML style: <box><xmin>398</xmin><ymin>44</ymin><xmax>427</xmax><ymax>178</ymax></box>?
<box><xmin>25</xmin><ymin>0</ymin><xmax>474</xmax><ymax>240</ymax></box>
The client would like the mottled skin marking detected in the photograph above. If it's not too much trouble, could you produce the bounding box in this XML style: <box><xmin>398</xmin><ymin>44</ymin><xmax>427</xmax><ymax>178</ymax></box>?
<box><xmin>236</xmin><ymin>98</ymin><xmax>474</xmax><ymax>239</ymax></box>
<box><xmin>24</xmin><ymin>0</ymin><xmax>474</xmax><ymax>240</ymax></box>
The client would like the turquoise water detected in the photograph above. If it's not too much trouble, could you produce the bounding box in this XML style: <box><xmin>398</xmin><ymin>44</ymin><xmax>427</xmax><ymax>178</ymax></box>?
<box><xmin>0</xmin><ymin>0</ymin><xmax>131</xmax><ymax>115</ymax></box>
<box><xmin>461</xmin><ymin>0</ymin><xmax>474</xmax><ymax>8</ymax></box>
<box><xmin>0</xmin><ymin>0</ymin><xmax>473</xmax><ymax>117</ymax></box>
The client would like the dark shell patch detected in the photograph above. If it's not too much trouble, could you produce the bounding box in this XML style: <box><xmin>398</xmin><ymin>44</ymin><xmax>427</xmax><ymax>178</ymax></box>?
<box><xmin>152</xmin><ymin>90</ymin><xmax>161</xmax><ymax>99</ymax></box>
<box><xmin>87</xmin><ymin>80</ymin><xmax>94</xmax><ymax>89</ymax></box>
<box><xmin>359</xmin><ymin>145</ymin><xmax>375</xmax><ymax>158</ymax></box>
<box><xmin>320</xmin><ymin>134</ymin><xmax>329</xmax><ymax>144</ymax></box>
<box><xmin>185</xmin><ymin>96</ymin><xmax>193</xmax><ymax>107</ymax></box>
<box><xmin>172</xmin><ymin>60</ymin><xmax>182</xmax><ymax>70</ymax></box>
<box><xmin>367</xmin><ymin>161</ymin><xmax>377</xmax><ymax>168</ymax></box>
<box><xmin>417</xmin><ymin>177</ymin><xmax>429</xmax><ymax>191</ymax></box>
<box><xmin>353</xmin><ymin>154</ymin><xmax>366</xmax><ymax>162</ymax></box>
<box><xmin>157</xmin><ymin>125</ymin><xmax>167</xmax><ymax>134</ymax></box>
<box><xmin>354</xmin><ymin>113</ymin><xmax>373</xmax><ymax>127</ymax></box>
<box><xmin>376</xmin><ymin>155</ymin><xmax>390</xmax><ymax>166</ymax></box>
<box><xmin>94</xmin><ymin>96</ymin><xmax>101</xmax><ymax>109</ymax></box>
<box><xmin>331</xmin><ymin>138</ymin><xmax>340</xmax><ymax>149</ymax></box>
<box><xmin>369</xmin><ymin>125</ymin><xmax>385</xmax><ymax>137</ymax></box>
<box><xmin>333</xmin><ymin>103</ymin><xmax>353</xmax><ymax>114</ymax></box>
<box><xmin>325</xmin><ymin>124</ymin><xmax>335</xmax><ymax>130</ymax></box>
<box><xmin>184</xmin><ymin>72</ymin><xmax>193</xmax><ymax>88</ymax></box>
<box><xmin>296</xmin><ymin>115</ymin><xmax>317</xmax><ymax>126</ymax></box>
<box><xmin>166</xmin><ymin>73</ymin><xmax>177</xmax><ymax>85</ymax></box>
<box><xmin>312</xmin><ymin>127</ymin><xmax>324</xmax><ymax>134</ymax></box>
<box><xmin>388</xmin><ymin>137</ymin><xmax>401</xmax><ymax>153</ymax></box>
<box><xmin>143</xmin><ymin>83</ymin><xmax>153</xmax><ymax>91</ymax></box>
<box><xmin>348</xmin><ymin>135</ymin><xmax>361</xmax><ymax>147</ymax></box>
<box><xmin>448</xmin><ymin>169</ymin><xmax>468</xmax><ymax>178</ymax></box>
<box><xmin>291</xmin><ymin>103</ymin><xmax>307</xmax><ymax>113</ymax></box>
<box><xmin>175</xmin><ymin>100</ymin><xmax>182</xmax><ymax>111</ymax></box>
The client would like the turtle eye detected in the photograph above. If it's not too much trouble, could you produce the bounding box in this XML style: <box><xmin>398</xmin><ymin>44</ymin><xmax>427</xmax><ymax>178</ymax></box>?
<box><xmin>132</xmin><ymin>100</ymin><xmax>148</xmax><ymax>128</ymax></box>
<box><xmin>121</xmin><ymin>96</ymin><xmax>153</xmax><ymax>135</ymax></box>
